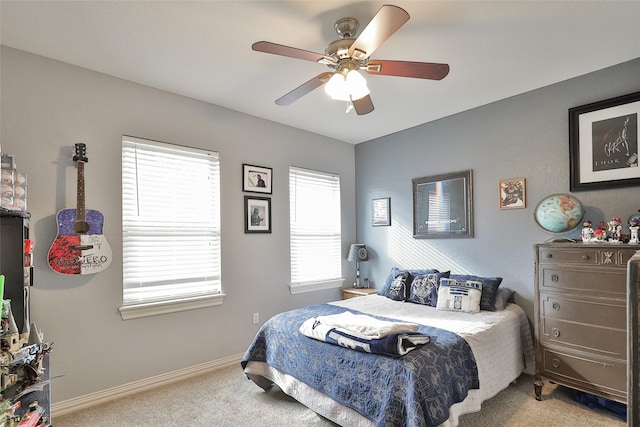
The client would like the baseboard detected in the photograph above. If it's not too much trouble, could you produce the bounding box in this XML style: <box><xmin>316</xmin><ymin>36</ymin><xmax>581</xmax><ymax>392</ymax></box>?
<box><xmin>51</xmin><ymin>353</ymin><xmax>244</xmax><ymax>417</ymax></box>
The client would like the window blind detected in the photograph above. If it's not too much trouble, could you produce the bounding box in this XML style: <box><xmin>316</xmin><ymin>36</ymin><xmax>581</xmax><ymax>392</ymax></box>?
<box><xmin>122</xmin><ymin>136</ymin><xmax>221</xmax><ymax>305</ymax></box>
<box><xmin>289</xmin><ymin>166</ymin><xmax>341</xmax><ymax>284</ymax></box>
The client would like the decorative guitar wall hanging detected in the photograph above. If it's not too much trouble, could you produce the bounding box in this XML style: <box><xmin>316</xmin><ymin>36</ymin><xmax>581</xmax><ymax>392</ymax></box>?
<box><xmin>48</xmin><ymin>143</ymin><xmax>112</xmax><ymax>275</ymax></box>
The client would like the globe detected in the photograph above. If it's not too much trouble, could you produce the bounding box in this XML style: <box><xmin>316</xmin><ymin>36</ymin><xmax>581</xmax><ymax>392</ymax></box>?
<box><xmin>534</xmin><ymin>194</ymin><xmax>585</xmax><ymax>234</ymax></box>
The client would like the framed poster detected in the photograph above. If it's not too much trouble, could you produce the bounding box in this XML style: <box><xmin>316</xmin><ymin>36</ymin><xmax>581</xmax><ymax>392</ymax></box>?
<box><xmin>498</xmin><ymin>178</ymin><xmax>526</xmax><ymax>209</ymax></box>
<box><xmin>372</xmin><ymin>197</ymin><xmax>391</xmax><ymax>226</ymax></box>
<box><xmin>244</xmin><ymin>196</ymin><xmax>271</xmax><ymax>233</ymax></box>
<box><xmin>412</xmin><ymin>170</ymin><xmax>473</xmax><ymax>239</ymax></box>
<box><xmin>569</xmin><ymin>91</ymin><xmax>640</xmax><ymax>191</ymax></box>
<box><xmin>243</xmin><ymin>164</ymin><xmax>272</xmax><ymax>194</ymax></box>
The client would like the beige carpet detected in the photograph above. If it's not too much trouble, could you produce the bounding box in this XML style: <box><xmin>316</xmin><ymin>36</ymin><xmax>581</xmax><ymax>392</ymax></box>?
<box><xmin>53</xmin><ymin>364</ymin><xmax>625</xmax><ymax>426</ymax></box>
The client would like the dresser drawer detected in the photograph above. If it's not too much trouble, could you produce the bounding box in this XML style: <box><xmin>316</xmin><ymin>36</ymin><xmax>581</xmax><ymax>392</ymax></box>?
<box><xmin>541</xmin><ymin>348</ymin><xmax>626</xmax><ymax>394</ymax></box>
<box><xmin>539</xmin><ymin>266</ymin><xmax>626</xmax><ymax>294</ymax></box>
<box><xmin>540</xmin><ymin>294</ymin><xmax>625</xmax><ymax>330</ymax></box>
<box><xmin>540</xmin><ymin>317</ymin><xmax>626</xmax><ymax>358</ymax></box>
<box><xmin>538</xmin><ymin>245</ymin><xmax>639</xmax><ymax>266</ymax></box>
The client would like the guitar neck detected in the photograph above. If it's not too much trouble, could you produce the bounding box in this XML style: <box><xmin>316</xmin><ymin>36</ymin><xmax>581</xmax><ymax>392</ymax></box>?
<box><xmin>76</xmin><ymin>161</ymin><xmax>86</xmax><ymax>222</ymax></box>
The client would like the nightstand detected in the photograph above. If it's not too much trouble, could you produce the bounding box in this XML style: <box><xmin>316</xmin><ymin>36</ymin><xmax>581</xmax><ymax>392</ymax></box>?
<box><xmin>341</xmin><ymin>288</ymin><xmax>378</xmax><ymax>300</ymax></box>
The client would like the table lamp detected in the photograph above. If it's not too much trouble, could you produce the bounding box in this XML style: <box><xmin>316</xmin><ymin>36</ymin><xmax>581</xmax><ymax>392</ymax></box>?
<box><xmin>347</xmin><ymin>244</ymin><xmax>368</xmax><ymax>288</ymax></box>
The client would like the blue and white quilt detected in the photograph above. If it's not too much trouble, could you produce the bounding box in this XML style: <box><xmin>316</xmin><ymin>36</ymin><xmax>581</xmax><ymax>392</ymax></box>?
<box><xmin>241</xmin><ymin>303</ymin><xmax>479</xmax><ymax>427</ymax></box>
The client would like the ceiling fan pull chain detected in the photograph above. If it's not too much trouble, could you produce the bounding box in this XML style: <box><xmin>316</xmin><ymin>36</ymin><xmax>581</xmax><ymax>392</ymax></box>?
<box><xmin>345</xmin><ymin>98</ymin><xmax>354</xmax><ymax>114</ymax></box>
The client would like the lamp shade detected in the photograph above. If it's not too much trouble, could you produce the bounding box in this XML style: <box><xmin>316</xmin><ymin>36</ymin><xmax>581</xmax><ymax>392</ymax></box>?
<box><xmin>324</xmin><ymin>73</ymin><xmax>350</xmax><ymax>101</ymax></box>
<box><xmin>324</xmin><ymin>70</ymin><xmax>370</xmax><ymax>101</ymax></box>
<box><xmin>345</xmin><ymin>69</ymin><xmax>370</xmax><ymax>100</ymax></box>
<box><xmin>347</xmin><ymin>244</ymin><xmax>368</xmax><ymax>262</ymax></box>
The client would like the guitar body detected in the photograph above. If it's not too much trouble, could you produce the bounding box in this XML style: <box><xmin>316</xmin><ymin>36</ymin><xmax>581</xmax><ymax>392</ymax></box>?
<box><xmin>48</xmin><ymin>208</ymin><xmax>113</xmax><ymax>275</ymax></box>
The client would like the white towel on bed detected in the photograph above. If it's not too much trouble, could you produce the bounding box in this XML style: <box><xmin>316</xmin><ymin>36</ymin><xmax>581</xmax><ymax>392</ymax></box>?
<box><xmin>302</xmin><ymin>311</ymin><xmax>419</xmax><ymax>339</ymax></box>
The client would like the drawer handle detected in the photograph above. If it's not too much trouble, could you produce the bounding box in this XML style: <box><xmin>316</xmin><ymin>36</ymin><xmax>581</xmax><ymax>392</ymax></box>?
<box><xmin>581</xmin><ymin>254</ymin><xmax>590</xmax><ymax>261</ymax></box>
<box><xmin>552</xmin><ymin>302</ymin><xmax>560</xmax><ymax>311</ymax></box>
<box><xmin>552</xmin><ymin>328</ymin><xmax>560</xmax><ymax>338</ymax></box>
<box><xmin>546</xmin><ymin>253</ymin><xmax>553</xmax><ymax>259</ymax></box>
<box><xmin>551</xmin><ymin>273</ymin><xmax>559</xmax><ymax>282</ymax></box>
<box><xmin>552</xmin><ymin>358</ymin><xmax>560</xmax><ymax>368</ymax></box>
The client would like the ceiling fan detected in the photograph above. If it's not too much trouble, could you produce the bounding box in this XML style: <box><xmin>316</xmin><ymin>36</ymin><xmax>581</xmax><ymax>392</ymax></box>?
<box><xmin>252</xmin><ymin>4</ymin><xmax>450</xmax><ymax>115</ymax></box>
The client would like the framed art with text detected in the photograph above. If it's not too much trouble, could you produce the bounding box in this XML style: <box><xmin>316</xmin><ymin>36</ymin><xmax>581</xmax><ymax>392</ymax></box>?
<box><xmin>569</xmin><ymin>91</ymin><xmax>640</xmax><ymax>191</ymax></box>
<box><xmin>243</xmin><ymin>164</ymin><xmax>272</xmax><ymax>194</ymax></box>
<box><xmin>244</xmin><ymin>196</ymin><xmax>271</xmax><ymax>233</ymax></box>
<box><xmin>372</xmin><ymin>197</ymin><xmax>391</xmax><ymax>226</ymax></box>
<box><xmin>412</xmin><ymin>170</ymin><xmax>473</xmax><ymax>239</ymax></box>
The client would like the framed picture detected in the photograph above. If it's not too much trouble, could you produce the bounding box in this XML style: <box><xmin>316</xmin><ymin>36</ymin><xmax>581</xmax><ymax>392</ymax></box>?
<box><xmin>243</xmin><ymin>164</ymin><xmax>272</xmax><ymax>194</ymax></box>
<box><xmin>498</xmin><ymin>178</ymin><xmax>526</xmax><ymax>209</ymax></box>
<box><xmin>569</xmin><ymin>91</ymin><xmax>640</xmax><ymax>191</ymax></box>
<box><xmin>244</xmin><ymin>196</ymin><xmax>271</xmax><ymax>233</ymax></box>
<box><xmin>412</xmin><ymin>170</ymin><xmax>473</xmax><ymax>239</ymax></box>
<box><xmin>372</xmin><ymin>197</ymin><xmax>391</xmax><ymax>226</ymax></box>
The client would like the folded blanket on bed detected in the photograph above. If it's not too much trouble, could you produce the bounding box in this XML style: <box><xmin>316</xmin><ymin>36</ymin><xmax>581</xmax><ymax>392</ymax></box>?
<box><xmin>299</xmin><ymin>313</ymin><xmax>430</xmax><ymax>357</ymax></box>
<box><xmin>304</xmin><ymin>311</ymin><xmax>419</xmax><ymax>338</ymax></box>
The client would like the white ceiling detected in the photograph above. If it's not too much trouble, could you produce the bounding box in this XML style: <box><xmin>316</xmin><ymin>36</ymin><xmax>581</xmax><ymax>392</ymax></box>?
<box><xmin>2</xmin><ymin>1</ymin><xmax>640</xmax><ymax>144</ymax></box>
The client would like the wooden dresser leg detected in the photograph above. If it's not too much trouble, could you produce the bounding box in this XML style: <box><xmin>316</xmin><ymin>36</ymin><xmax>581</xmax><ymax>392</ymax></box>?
<box><xmin>534</xmin><ymin>379</ymin><xmax>544</xmax><ymax>401</ymax></box>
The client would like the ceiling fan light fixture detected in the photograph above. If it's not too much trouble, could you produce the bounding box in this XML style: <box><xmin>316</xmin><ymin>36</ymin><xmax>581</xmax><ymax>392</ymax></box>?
<box><xmin>324</xmin><ymin>72</ymin><xmax>350</xmax><ymax>101</ymax></box>
<box><xmin>345</xmin><ymin>69</ymin><xmax>370</xmax><ymax>100</ymax></box>
<box><xmin>324</xmin><ymin>69</ymin><xmax>369</xmax><ymax>102</ymax></box>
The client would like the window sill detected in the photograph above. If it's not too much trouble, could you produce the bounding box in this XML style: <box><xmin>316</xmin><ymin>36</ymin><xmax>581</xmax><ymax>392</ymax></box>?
<box><xmin>119</xmin><ymin>293</ymin><xmax>225</xmax><ymax>320</ymax></box>
<box><xmin>289</xmin><ymin>278</ymin><xmax>344</xmax><ymax>295</ymax></box>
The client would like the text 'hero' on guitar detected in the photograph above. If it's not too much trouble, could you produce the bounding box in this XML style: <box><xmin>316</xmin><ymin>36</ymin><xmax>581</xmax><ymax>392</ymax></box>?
<box><xmin>48</xmin><ymin>143</ymin><xmax>112</xmax><ymax>275</ymax></box>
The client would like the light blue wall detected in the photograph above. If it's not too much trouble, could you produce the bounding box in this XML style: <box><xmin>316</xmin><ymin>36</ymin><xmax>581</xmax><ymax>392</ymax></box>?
<box><xmin>355</xmin><ymin>58</ymin><xmax>640</xmax><ymax>319</ymax></box>
<box><xmin>0</xmin><ymin>46</ymin><xmax>356</xmax><ymax>403</ymax></box>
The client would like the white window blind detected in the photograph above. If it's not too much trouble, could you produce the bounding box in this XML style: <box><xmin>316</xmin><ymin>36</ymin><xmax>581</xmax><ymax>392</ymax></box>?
<box><xmin>121</xmin><ymin>136</ymin><xmax>221</xmax><ymax>306</ymax></box>
<box><xmin>289</xmin><ymin>166</ymin><xmax>341</xmax><ymax>285</ymax></box>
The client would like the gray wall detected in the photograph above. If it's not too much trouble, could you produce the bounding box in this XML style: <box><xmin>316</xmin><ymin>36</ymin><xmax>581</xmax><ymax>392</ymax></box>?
<box><xmin>0</xmin><ymin>46</ymin><xmax>357</xmax><ymax>403</ymax></box>
<box><xmin>355</xmin><ymin>57</ymin><xmax>640</xmax><ymax>319</ymax></box>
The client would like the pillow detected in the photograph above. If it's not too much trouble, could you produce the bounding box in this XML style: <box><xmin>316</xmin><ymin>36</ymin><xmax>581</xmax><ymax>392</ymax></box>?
<box><xmin>384</xmin><ymin>271</ymin><xmax>411</xmax><ymax>301</ymax></box>
<box><xmin>450</xmin><ymin>274</ymin><xmax>503</xmax><ymax>311</ymax></box>
<box><xmin>436</xmin><ymin>278</ymin><xmax>482</xmax><ymax>313</ymax></box>
<box><xmin>378</xmin><ymin>267</ymin><xmax>438</xmax><ymax>296</ymax></box>
<box><xmin>407</xmin><ymin>271</ymin><xmax>451</xmax><ymax>306</ymax></box>
<box><xmin>494</xmin><ymin>288</ymin><xmax>514</xmax><ymax>310</ymax></box>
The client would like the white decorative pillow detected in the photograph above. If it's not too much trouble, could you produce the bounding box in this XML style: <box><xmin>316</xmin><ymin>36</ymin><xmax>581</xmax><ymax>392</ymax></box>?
<box><xmin>436</xmin><ymin>278</ymin><xmax>482</xmax><ymax>313</ymax></box>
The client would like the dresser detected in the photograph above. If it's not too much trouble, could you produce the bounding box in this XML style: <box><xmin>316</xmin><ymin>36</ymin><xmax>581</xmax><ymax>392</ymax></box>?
<box><xmin>628</xmin><ymin>252</ymin><xmax>640</xmax><ymax>427</ymax></box>
<box><xmin>534</xmin><ymin>243</ymin><xmax>640</xmax><ymax>403</ymax></box>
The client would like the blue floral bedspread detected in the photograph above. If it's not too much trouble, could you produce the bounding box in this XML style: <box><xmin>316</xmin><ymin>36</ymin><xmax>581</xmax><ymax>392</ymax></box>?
<box><xmin>241</xmin><ymin>303</ymin><xmax>478</xmax><ymax>427</ymax></box>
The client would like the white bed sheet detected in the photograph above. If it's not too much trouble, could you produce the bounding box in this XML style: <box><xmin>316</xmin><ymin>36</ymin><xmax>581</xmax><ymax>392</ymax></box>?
<box><xmin>244</xmin><ymin>295</ymin><xmax>534</xmax><ymax>427</ymax></box>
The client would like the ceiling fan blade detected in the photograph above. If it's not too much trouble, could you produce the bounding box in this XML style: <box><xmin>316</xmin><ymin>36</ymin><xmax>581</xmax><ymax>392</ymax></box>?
<box><xmin>348</xmin><ymin>5</ymin><xmax>410</xmax><ymax>61</ymax></box>
<box><xmin>353</xmin><ymin>95</ymin><xmax>374</xmax><ymax>115</ymax></box>
<box><xmin>275</xmin><ymin>72</ymin><xmax>334</xmax><ymax>106</ymax></box>
<box><xmin>252</xmin><ymin>41</ymin><xmax>336</xmax><ymax>64</ymax></box>
<box><xmin>365</xmin><ymin>60</ymin><xmax>450</xmax><ymax>80</ymax></box>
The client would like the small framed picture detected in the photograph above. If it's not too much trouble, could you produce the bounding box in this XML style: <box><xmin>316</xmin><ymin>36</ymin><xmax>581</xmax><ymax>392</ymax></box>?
<box><xmin>243</xmin><ymin>164</ymin><xmax>272</xmax><ymax>194</ymax></box>
<box><xmin>372</xmin><ymin>197</ymin><xmax>391</xmax><ymax>226</ymax></box>
<box><xmin>498</xmin><ymin>178</ymin><xmax>526</xmax><ymax>209</ymax></box>
<box><xmin>245</xmin><ymin>196</ymin><xmax>271</xmax><ymax>233</ymax></box>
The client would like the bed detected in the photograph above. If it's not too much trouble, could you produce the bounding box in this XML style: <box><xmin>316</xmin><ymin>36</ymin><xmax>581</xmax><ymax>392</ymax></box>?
<box><xmin>242</xmin><ymin>270</ymin><xmax>534</xmax><ymax>427</ymax></box>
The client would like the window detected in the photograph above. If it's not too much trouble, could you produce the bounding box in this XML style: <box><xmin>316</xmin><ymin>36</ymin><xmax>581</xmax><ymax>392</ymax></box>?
<box><xmin>289</xmin><ymin>166</ymin><xmax>342</xmax><ymax>293</ymax></box>
<box><xmin>120</xmin><ymin>136</ymin><xmax>222</xmax><ymax>319</ymax></box>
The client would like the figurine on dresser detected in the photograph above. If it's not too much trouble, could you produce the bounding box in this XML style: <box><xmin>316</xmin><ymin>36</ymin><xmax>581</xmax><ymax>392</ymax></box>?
<box><xmin>629</xmin><ymin>218</ymin><xmax>640</xmax><ymax>244</ymax></box>
<box><xmin>581</xmin><ymin>219</ymin><xmax>595</xmax><ymax>242</ymax></box>
<box><xmin>608</xmin><ymin>217</ymin><xmax>623</xmax><ymax>243</ymax></box>
<box><xmin>629</xmin><ymin>218</ymin><xmax>639</xmax><ymax>244</ymax></box>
